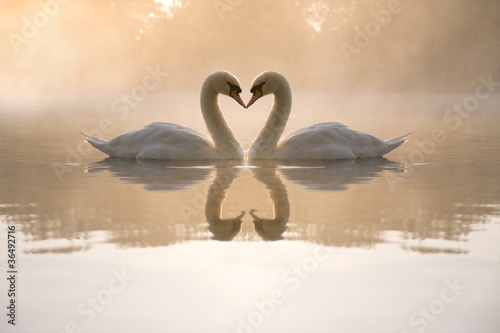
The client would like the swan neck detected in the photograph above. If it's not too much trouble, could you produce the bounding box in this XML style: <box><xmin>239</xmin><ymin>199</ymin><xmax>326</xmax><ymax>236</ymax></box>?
<box><xmin>200</xmin><ymin>84</ymin><xmax>242</xmax><ymax>158</ymax></box>
<box><xmin>250</xmin><ymin>82</ymin><xmax>291</xmax><ymax>157</ymax></box>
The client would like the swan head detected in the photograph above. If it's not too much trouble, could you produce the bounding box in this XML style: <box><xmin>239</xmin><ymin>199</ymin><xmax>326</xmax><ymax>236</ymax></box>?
<box><xmin>246</xmin><ymin>71</ymin><xmax>286</xmax><ymax>108</ymax></box>
<box><xmin>207</xmin><ymin>71</ymin><xmax>246</xmax><ymax>108</ymax></box>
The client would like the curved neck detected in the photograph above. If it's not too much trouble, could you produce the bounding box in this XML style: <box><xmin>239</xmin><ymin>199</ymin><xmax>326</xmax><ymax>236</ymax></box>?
<box><xmin>205</xmin><ymin>166</ymin><xmax>242</xmax><ymax>240</ymax></box>
<box><xmin>251</xmin><ymin>167</ymin><xmax>290</xmax><ymax>240</ymax></box>
<box><xmin>200</xmin><ymin>83</ymin><xmax>243</xmax><ymax>159</ymax></box>
<box><xmin>250</xmin><ymin>80</ymin><xmax>292</xmax><ymax>157</ymax></box>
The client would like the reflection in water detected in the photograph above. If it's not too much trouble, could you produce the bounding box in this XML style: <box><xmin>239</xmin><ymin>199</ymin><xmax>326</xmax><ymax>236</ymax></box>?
<box><xmin>1</xmin><ymin>93</ymin><xmax>497</xmax><ymax>255</ymax></box>
<box><xmin>86</xmin><ymin>158</ymin><xmax>405</xmax><ymax>242</ymax></box>
<box><xmin>90</xmin><ymin>159</ymin><xmax>249</xmax><ymax>241</ymax></box>
<box><xmin>3</xmin><ymin>152</ymin><xmax>493</xmax><ymax>252</ymax></box>
<box><xmin>249</xmin><ymin>167</ymin><xmax>290</xmax><ymax>241</ymax></box>
<box><xmin>273</xmin><ymin>158</ymin><xmax>401</xmax><ymax>191</ymax></box>
<box><xmin>88</xmin><ymin>158</ymin><xmax>213</xmax><ymax>190</ymax></box>
<box><xmin>247</xmin><ymin>158</ymin><xmax>403</xmax><ymax>241</ymax></box>
<box><xmin>1</xmin><ymin>91</ymin><xmax>498</xmax><ymax>333</ymax></box>
<box><xmin>205</xmin><ymin>166</ymin><xmax>245</xmax><ymax>241</ymax></box>
<box><xmin>2</xmin><ymin>120</ymin><xmax>497</xmax><ymax>253</ymax></box>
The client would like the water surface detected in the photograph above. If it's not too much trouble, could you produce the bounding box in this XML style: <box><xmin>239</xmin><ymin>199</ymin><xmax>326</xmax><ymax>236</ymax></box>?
<box><xmin>1</xmin><ymin>93</ymin><xmax>499</xmax><ymax>333</ymax></box>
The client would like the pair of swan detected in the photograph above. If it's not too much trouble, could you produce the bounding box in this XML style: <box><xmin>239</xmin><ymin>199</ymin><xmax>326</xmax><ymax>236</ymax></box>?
<box><xmin>83</xmin><ymin>71</ymin><xmax>410</xmax><ymax>160</ymax></box>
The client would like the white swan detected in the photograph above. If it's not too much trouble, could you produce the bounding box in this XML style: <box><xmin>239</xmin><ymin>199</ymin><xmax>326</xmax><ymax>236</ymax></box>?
<box><xmin>246</xmin><ymin>71</ymin><xmax>410</xmax><ymax>160</ymax></box>
<box><xmin>82</xmin><ymin>71</ymin><xmax>246</xmax><ymax>160</ymax></box>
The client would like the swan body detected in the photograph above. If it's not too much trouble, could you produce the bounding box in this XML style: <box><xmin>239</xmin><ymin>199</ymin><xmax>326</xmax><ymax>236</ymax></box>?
<box><xmin>274</xmin><ymin>122</ymin><xmax>410</xmax><ymax>160</ymax></box>
<box><xmin>83</xmin><ymin>71</ymin><xmax>245</xmax><ymax>160</ymax></box>
<box><xmin>82</xmin><ymin>122</ymin><xmax>220</xmax><ymax>160</ymax></box>
<box><xmin>246</xmin><ymin>71</ymin><xmax>410</xmax><ymax>160</ymax></box>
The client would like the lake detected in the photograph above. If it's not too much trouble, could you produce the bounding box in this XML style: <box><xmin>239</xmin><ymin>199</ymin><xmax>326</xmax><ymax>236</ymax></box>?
<box><xmin>1</xmin><ymin>92</ymin><xmax>499</xmax><ymax>333</ymax></box>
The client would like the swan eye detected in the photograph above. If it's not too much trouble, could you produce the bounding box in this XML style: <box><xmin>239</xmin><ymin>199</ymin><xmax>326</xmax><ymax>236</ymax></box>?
<box><xmin>227</xmin><ymin>82</ymin><xmax>242</xmax><ymax>95</ymax></box>
<box><xmin>250</xmin><ymin>82</ymin><xmax>265</xmax><ymax>94</ymax></box>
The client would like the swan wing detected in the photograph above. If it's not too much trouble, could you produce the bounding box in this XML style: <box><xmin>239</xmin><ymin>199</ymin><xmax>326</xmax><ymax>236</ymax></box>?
<box><xmin>280</xmin><ymin>122</ymin><xmax>347</xmax><ymax>142</ymax></box>
<box><xmin>91</xmin><ymin>122</ymin><xmax>217</xmax><ymax>160</ymax></box>
<box><xmin>143</xmin><ymin>122</ymin><xmax>213</xmax><ymax>142</ymax></box>
<box><xmin>277</xmin><ymin>122</ymin><xmax>407</xmax><ymax>159</ymax></box>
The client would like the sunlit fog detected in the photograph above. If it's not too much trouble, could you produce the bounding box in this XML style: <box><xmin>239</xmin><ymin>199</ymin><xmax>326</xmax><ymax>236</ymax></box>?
<box><xmin>1</xmin><ymin>2</ymin><xmax>500</xmax><ymax>333</ymax></box>
<box><xmin>1</xmin><ymin>0</ymin><xmax>499</xmax><ymax>99</ymax></box>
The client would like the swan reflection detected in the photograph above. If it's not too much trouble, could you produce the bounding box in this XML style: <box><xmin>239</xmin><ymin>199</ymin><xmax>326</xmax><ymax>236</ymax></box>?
<box><xmin>274</xmin><ymin>158</ymin><xmax>402</xmax><ymax>191</ymax></box>
<box><xmin>249</xmin><ymin>167</ymin><xmax>290</xmax><ymax>241</ymax></box>
<box><xmin>205</xmin><ymin>166</ymin><xmax>245</xmax><ymax>241</ymax></box>
<box><xmin>89</xmin><ymin>158</ymin><xmax>247</xmax><ymax>241</ymax></box>
<box><xmin>248</xmin><ymin>158</ymin><xmax>402</xmax><ymax>240</ymax></box>
<box><xmin>88</xmin><ymin>157</ymin><xmax>403</xmax><ymax>241</ymax></box>
<box><xmin>87</xmin><ymin>158</ymin><xmax>214</xmax><ymax>190</ymax></box>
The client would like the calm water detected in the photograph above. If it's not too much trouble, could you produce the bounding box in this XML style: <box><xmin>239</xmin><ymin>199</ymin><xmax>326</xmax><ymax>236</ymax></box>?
<box><xmin>1</xmin><ymin>93</ymin><xmax>499</xmax><ymax>333</ymax></box>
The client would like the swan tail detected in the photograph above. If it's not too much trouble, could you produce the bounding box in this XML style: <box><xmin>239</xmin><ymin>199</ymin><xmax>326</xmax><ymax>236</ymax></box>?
<box><xmin>382</xmin><ymin>132</ymin><xmax>411</xmax><ymax>153</ymax></box>
<box><xmin>385</xmin><ymin>132</ymin><xmax>411</xmax><ymax>145</ymax></box>
<box><xmin>81</xmin><ymin>132</ymin><xmax>110</xmax><ymax>153</ymax></box>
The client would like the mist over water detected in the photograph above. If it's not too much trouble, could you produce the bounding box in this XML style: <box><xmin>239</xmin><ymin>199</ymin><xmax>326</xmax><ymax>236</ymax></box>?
<box><xmin>1</xmin><ymin>2</ymin><xmax>500</xmax><ymax>333</ymax></box>
<box><xmin>1</xmin><ymin>0</ymin><xmax>499</xmax><ymax>101</ymax></box>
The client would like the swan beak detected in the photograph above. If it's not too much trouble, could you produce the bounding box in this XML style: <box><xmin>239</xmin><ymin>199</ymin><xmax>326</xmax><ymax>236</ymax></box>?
<box><xmin>230</xmin><ymin>90</ymin><xmax>246</xmax><ymax>108</ymax></box>
<box><xmin>246</xmin><ymin>91</ymin><xmax>262</xmax><ymax>108</ymax></box>
<box><xmin>249</xmin><ymin>209</ymin><xmax>261</xmax><ymax>222</ymax></box>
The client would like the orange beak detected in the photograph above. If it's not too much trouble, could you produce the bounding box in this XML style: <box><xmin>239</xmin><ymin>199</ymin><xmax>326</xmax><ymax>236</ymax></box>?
<box><xmin>230</xmin><ymin>90</ymin><xmax>246</xmax><ymax>108</ymax></box>
<box><xmin>246</xmin><ymin>90</ymin><xmax>262</xmax><ymax>108</ymax></box>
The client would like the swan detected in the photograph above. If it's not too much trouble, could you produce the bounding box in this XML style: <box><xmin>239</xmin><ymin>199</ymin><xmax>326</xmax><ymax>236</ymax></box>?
<box><xmin>82</xmin><ymin>71</ymin><xmax>246</xmax><ymax>160</ymax></box>
<box><xmin>246</xmin><ymin>71</ymin><xmax>410</xmax><ymax>160</ymax></box>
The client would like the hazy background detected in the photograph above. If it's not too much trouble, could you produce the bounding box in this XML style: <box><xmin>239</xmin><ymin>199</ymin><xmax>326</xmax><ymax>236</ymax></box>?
<box><xmin>1</xmin><ymin>0</ymin><xmax>499</xmax><ymax>101</ymax></box>
<box><xmin>1</xmin><ymin>4</ymin><xmax>500</xmax><ymax>332</ymax></box>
